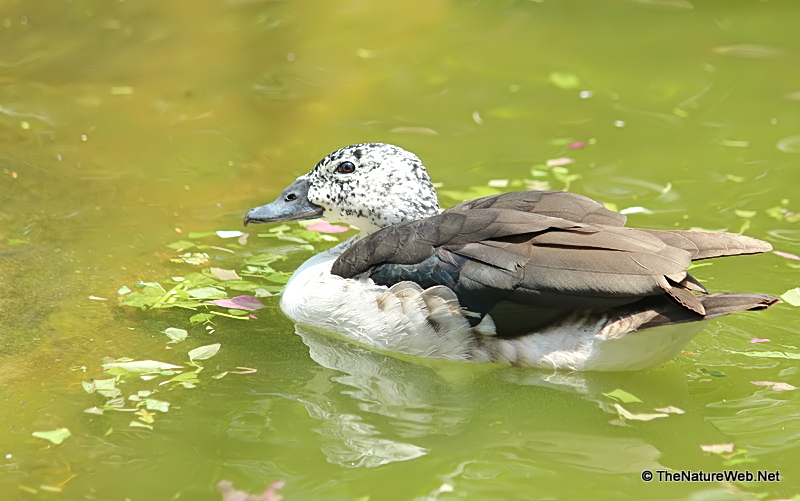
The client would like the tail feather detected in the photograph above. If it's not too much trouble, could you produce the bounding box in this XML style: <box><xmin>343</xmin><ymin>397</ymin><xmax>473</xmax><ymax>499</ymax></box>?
<box><xmin>697</xmin><ymin>292</ymin><xmax>780</xmax><ymax>319</ymax></box>
<box><xmin>640</xmin><ymin>230</ymin><xmax>773</xmax><ymax>261</ymax></box>
<box><xmin>599</xmin><ymin>293</ymin><xmax>780</xmax><ymax>338</ymax></box>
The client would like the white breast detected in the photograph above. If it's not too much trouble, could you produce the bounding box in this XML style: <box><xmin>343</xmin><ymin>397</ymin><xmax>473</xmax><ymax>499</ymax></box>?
<box><xmin>279</xmin><ymin>246</ymin><xmax>478</xmax><ymax>360</ymax></box>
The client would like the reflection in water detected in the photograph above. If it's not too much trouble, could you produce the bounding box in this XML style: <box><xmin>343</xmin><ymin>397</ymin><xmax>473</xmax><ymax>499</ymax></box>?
<box><xmin>293</xmin><ymin>325</ymin><xmax>728</xmax><ymax>478</ymax></box>
<box><xmin>294</xmin><ymin>325</ymin><xmax>472</xmax><ymax>467</ymax></box>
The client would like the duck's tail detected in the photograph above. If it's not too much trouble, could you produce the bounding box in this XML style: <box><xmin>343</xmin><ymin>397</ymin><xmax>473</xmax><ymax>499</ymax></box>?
<box><xmin>603</xmin><ymin>292</ymin><xmax>780</xmax><ymax>336</ymax></box>
<box><xmin>640</xmin><ymin>229</ymin><xmax>773</xmax><ymax>261</ymax></box>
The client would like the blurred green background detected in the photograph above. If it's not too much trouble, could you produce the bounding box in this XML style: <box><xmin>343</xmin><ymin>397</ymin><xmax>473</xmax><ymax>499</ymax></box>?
<box><xmin>1</xmin><ymin>0</ymin><xmax>799</xmax><ymax>499</ymax></box>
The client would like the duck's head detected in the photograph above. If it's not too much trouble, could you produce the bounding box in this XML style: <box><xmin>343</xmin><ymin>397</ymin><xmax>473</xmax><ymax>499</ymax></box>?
<box><xmin>244</xmin><ymin>143</ymin><xmax>441</xmax><ymax>235</ymax></box>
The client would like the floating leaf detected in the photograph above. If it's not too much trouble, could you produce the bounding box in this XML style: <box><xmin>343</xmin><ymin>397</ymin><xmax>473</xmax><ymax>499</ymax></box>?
<box><xmin>89</xmin><ymin>295</ymin><xmax>108</xmax><ymax>301</ymax></box>
<box><xmin>780</xmin><ymin>287</ymin><xmax>800</xmax><ymax>306</ymax></box>
<box><xmin>164</xmin><ymin>327</ymin><xmax>188</xmax><ymax>344</ymax></box>
<box><xmin>751</xmin><ymin>381</ymin><xmax>796</xmax><ymax>391</ymax></box>
<box><xmin>102</xmin><ymin>360</ymin><xmax>183</xmax><ymax>373</ymax></box>
<box><xmin>306</xmin><ymin>221</ymin><xmax>350</xmax><ymax>233</ymax></box>
<box><xmin>189</xmin><ymin>313</ymin><xmax>214</xmax><ymax>325</ymax></box>
<box><xmin>230</xmin><ymin>367</ymin><xmax>258</xmax><ymax>374</ymax></box>
<box><xmin>166</xmin><ymin>371</ymin><xmax>200</xmax><ymax>383</ymax></box>
<box><xmin>654</xmin><ymin>406</ymin><xmax>685</xmax><ymax>414</ymax></box>
<box><xmin>701</xmin><ymin>443</ymin><xmax>734</xmax><ymax>454</ymax></box>
<box><xmin>209</xmin><ymin>295</ymin><xmax>265</xmax><ymax>311</ymax></box>
<box><xmin>186</xmin><ymin>287</ymin><xmax>226</xmax><ymax>299</ymax></box>
<box><xmin>189</xmin><ymin>343</ymin><xmax>221</xmax><ymax>362</ymax></box>
<box><xmin>734</xmin><ymin>209</ymin><xmax>757</xmax><ymax>219</ymax></box>
<box><xmin>135</xmin><ymin>409</ymin><xmax>156</xmax><ymax>424</ymax></box>
<box><xmin>129</xmin><ymin>421</ymin><xmax>153</xmax><ymax>430</ymax></box>
<box><xmin>84</xmin><ymin>407</ymin><xmax>104</xmax><ymax>415</ymax></box>
<box><xmin>603</xmin><ymin>389</ymin><xmax>642</xmax><ymax>403</ymax></box>
<box><xmin>208</xmin><ymin>268</ymin><xmax>240</xmax><ymax>281</ymax></box>
<box><xmin>614</xmin><ymin>404</ymin><xmax>668</xmax><ymax>421</ymax></box>
<box><xmin>264</xmin><ymin>273</ymin><xmax>291</xmax><ymax>284</ymax></box>
<box><xmin>172</xmin><ymin>253</ymin><xmax>210</xmax><ymax>265</ymax></box>
<box><xmin>32</xmin><ymin>428</ymin><xmax>71</xmax><ymax>445</ymax></box>
<box><xmin>117</xmin><ymin>285</ymin><xmax>131</xmax><ymax>295</ymax></box>
<box><xmin>97</xmin><ymin>387</ymin><xmax>121</xmax><ymax>398</ymax></box>
<box><xmin>166</xmin><ymin>240</ymin><xmax>196</xmax><ymax>250</ymax></box>
<box><xmin>82</xmin><ymin>378</ymin><xmax>116</xmax><ymax>394</ymax></box>
<box><xmin>699</xmin><ymin>368</ymin><xmax>726</xmax><ymax>377</ymax></box>
<box><xmin>549</xmin><ymin>72</ymin><xmax>581</xmax><ymax>89</ymax></box>
<box><xmin>145</xmin><ymin>399</ymin><xmax>171</xmax><ymax>412</ymax></box>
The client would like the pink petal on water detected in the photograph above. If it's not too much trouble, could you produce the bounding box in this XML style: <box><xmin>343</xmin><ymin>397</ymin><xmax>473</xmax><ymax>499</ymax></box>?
<box><xmin>306</xmin><ymin>221</ymin><xmax>350</xmax><ymax>233</ymax></box>
<box><xmin>209</xmin><ymin>295</ymin><xmax>265</xmax><ymax>311</ymax></box>
<box><xmin>248</xmin><ymin>314</ymin><xmax>257</xmax><ymax>319</ymax></box>
<box><xmin>567</xmin><ymin>141</ymin><xmax>587</xmax><ymax>149</ymax></box>
<box><xmin>750</xmin><ymin>338</ymin><xmax>771</xmax><ymax>343</ymax></box>
<box><xmin>773</xmin><ymin>250</ymin><xmax>800</xmax><ymax>261</ymax></box>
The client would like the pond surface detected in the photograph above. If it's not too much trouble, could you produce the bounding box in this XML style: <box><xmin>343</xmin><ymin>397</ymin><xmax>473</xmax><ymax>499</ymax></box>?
<box><xmin>2</xmin><ymin>0</ymin><xmax>799</xmax><ymax>499</ymax></box>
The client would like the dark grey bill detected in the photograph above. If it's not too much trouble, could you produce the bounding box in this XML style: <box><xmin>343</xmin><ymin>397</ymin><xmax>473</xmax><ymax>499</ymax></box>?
<box><xmin>243</xmin><ymin>178</ymin><xmax>324</xmax><ymax>226</ymax></box>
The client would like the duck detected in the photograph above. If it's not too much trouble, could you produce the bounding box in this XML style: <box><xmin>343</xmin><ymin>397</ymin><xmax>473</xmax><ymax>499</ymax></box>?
<box><xmin>243</xmin><ymin>143</ymin><xmax>779</xmax><ymax>371</ymax></box>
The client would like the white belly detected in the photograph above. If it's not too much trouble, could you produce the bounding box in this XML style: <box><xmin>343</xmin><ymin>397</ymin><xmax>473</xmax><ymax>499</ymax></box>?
<box><xmin>279</xmin><ymin>250</ymin><xmax>705</xmax><ymax>371</ymax></box>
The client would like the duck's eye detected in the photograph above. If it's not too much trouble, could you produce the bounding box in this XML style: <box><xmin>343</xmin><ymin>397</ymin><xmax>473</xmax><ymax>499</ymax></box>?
<box><xmin>335</xmin><ymin>161</ymin><xmax>356</xmax><ymax>174</ymax></box>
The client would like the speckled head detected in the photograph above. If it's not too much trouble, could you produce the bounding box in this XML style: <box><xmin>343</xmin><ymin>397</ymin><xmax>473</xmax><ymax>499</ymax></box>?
<box><xmin>299</xmin><ymin>143</ymin><xmax>441</xmax><ymax>234</ymax></box>
<box><xmin>244</xmin><ymin>143</ymin><xmax>441</xmax><ymax>234</ymax></box>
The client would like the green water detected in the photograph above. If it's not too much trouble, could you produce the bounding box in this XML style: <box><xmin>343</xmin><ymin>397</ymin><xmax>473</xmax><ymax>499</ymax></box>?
<box><xmin>2</xmin><ymin>0</ymin><xmax>799</xmax><ymax>499</ymax></box>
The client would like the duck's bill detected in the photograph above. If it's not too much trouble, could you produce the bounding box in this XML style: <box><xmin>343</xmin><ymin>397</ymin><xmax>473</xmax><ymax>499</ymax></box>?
<box><xmin>243</xmin><ymin>179</ymin><xmax>324</xmax><ymax>226</ymax></box>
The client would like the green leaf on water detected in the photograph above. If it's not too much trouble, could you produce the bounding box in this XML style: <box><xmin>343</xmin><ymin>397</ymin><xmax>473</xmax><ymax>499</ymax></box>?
<box><xmin>614</xmin><ymin>404</ymin><xmax>668</xmax><ymax>421</ymax></box>
<box><xmin>166</xmin><ymin>240</ymin><xmax>196</xmax><ymax>250</ymax></box>
<box><xmin>164</xmin><ymin>327</ymin><xmax>188</xmax><ymax>343</ymax></box>
<box><xmin>102</xmin><ymin>360</ymin><xmax>183</xmax><ymax>373</ymax></box>
<box><xmin>188</xmin><ymin>343</ymin><xmax>221</xmax><ymax>362</ymax></box>
<box><xmin>167</xmin><ymin>371</ymin><xmax>200</xmax><ymax>383</ymax></box>
<box><xmin>82</xmin><ymin>378</ymin><xmax>116</xmax><ymax>394</ymax></box>
<box><xmin>144</xmin><ymin>399</ymin><xmax>171</xmax><ymax>412</ymax></box>
<box><xmin>186</xmin><ymin>287</ymin><xmax>226</xmax><ymax>299</ymax></box>
<box><xmin>209</xmin><ymin>268</ymin><xmax>241</xmax><ymax>281</ymax></box>
<box><xmin>189</xmin><ymin>313</ymin><xmax>214</xmax><ymax>325</ymax></box>
<box><xmin>129</xmin><ymin>421</ymin><xmax>154</xmax><ymax>430</ymax></box>
<box><xmin>780</xmin><ymin>287</ymin><xmax>800</xmax><ymax>306</ymax></box>
<box><xmin>32</xmin><ymin>428</ymin><xmax>71</xmax><ymax>444</ymax></box>
<box><xmin>549</xmin><ymin>71</ymin><xmax>581</xmax><ymax>89</ymax></box>
<box><xmin>264</xmin><ymin>273</ymin><xmax>292</xmax><ymax>284</ymax></box>
<box><xmin>603</xmin><ymin>389</ymin><xmax>643</xmax><ymax>403</ymax></box>
<box><xmin>117</xmin><ymin>285</ymin><xmax>131</xmax><ymax>295</ymax></box>
<box><xmin>187</xmin><ymin>232</ymin><xmax>215</xmax><ymax>239</ymax></box>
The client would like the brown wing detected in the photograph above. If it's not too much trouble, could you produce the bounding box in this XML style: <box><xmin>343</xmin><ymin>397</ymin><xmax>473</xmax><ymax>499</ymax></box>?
<box><xmin>331</xmin><ymin>192</ymin><xmax>773</xmax><ymax>332</ymax></box>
